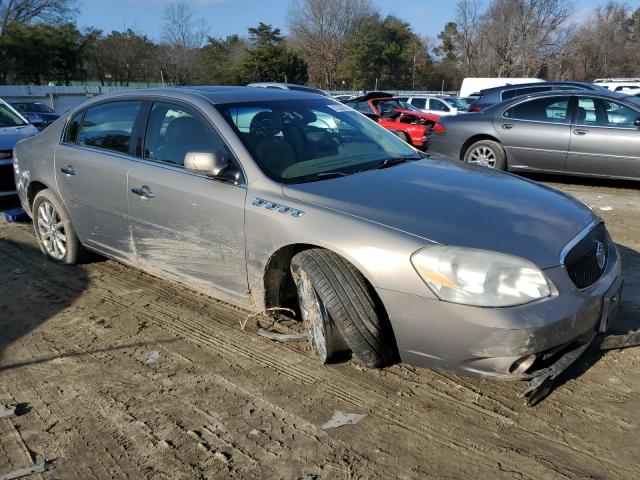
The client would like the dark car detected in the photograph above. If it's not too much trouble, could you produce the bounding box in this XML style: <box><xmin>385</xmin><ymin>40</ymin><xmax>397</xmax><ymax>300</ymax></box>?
<box><xmin>429</xmin><ymin>89</ymin><xmax>640</xmax><ymax>180</ymax></box>
<box><xmin>11</xmin><ymin>101</ymin><xmax>60</xmax><ymax>130</ymax></box>
<box><xmin>468</xmin><ymin>82</ymin><xmax>607</xmax><ymax>112</ymax></box>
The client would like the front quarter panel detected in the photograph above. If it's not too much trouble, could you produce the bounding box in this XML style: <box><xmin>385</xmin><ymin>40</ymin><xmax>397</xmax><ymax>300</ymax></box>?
<box><xmin>244</xmin><ymin>177</ymin><xmax>439</xmax><ymax>311</ymax></box>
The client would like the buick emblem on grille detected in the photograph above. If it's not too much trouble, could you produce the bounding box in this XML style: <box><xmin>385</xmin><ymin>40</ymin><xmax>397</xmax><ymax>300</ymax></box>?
<box><xmin>595</xmin><ymin>240</ymin><xmax>606</xmax><ymax>269</ymax></box>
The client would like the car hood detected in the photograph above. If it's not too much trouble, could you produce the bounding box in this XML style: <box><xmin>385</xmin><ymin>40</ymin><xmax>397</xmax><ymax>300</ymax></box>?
<box><xmin>395</xmin><ymin>108</ymin><xmax>440</xmax><ymax>121</ymax></box>
<box><xmin>282</xmin><ymin>159</ymin><xmax>596</xmax><ymax>269</ymax></box>
<box><xmin>0</xmin><ymin>125</ymin><xmax>38</xmax><ymax>150</ymax></box>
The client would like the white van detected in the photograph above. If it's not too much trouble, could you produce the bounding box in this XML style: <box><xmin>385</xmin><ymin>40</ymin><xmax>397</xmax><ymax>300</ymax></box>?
<box><xmin>459</xmin><ymin>78</ymin><xmax>544</xmax><ymax>98</ymax></box>
<box><xmin>593</xmin><ymin>78</ymin><xmax>640</xmax><ymax>92</ymax></box>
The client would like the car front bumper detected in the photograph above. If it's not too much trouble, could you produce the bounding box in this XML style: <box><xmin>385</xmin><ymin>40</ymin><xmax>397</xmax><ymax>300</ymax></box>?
<box><xmin>378</xmin><ymin>237</ymin><xmax>622</xmax><ymax>380</ymax></box>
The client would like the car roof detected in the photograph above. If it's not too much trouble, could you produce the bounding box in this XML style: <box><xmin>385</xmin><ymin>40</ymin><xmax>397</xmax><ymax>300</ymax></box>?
<box><xmin>487</xmin><ymin>88</ymin><xmax>634</xmax><ymax>110</ymax></box>
<box><xmin>71</xmin><ymin>86</ymin><xmax>332</xmax><ymax>106</ymax></box>
<box><xmin>479</xmin><ymin>81</ymin><xmax>599</xmax><ymax>96</ymax></box>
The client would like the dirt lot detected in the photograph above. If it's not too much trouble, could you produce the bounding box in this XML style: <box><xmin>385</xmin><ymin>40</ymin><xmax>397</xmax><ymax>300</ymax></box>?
<box><xmin>1</xmin><ymin>175</ymin><xmax>640</xmax><ymax>480</ymax></box>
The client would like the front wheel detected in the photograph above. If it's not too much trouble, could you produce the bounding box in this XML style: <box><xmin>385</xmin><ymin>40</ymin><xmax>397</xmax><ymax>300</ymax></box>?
<box><xmin>291</xmin><ymin>249</ymin><xmax>396</xmax><ymax>367</ymax></box>
<box><xmin>464</xmin><ymin>140</ymin><xmax>506</xmax><ymax>170</ymax></box>
<box><xmin>33</xmin><ymin>189</ymin><xmax>86</xmax><ymax>264</ymax></box>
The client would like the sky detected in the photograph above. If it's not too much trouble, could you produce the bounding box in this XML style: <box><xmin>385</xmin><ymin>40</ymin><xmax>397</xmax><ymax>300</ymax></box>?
<box><xmin>77</xmin><ymin>0</ymin><xmax>640</xmax><ymax>42</ymax></box>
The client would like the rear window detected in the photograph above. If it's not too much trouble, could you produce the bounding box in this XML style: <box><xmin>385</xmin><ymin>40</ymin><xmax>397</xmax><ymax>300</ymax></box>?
<box><xmin>502</xmin><ymin>86</ymin><xmax>552</xmax><ymax>100</ymax></box>
<box><xmin>77</xmin><ymin>101</ymin><xmax>142</xmax><ymax>154</ymax></box>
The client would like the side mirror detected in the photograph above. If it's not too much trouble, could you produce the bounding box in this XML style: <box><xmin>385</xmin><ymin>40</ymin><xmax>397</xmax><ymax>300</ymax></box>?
<box><xmin>634</xmin><ymin>117</ymin><xmax>640</xmax><ymax>128</ymax></box>
<box><xmin>443</xmin><ymin>106</ymin><xmax>451</xmax><ymax>112</ymax></box>
<box><xmin>184</xmin><ymin>151</ymin><xmax>230</xmax><ymax>177</ymax></box>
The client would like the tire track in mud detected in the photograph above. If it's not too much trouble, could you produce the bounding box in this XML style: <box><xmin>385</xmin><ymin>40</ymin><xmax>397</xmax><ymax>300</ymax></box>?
<box><xmin>83</xmin><ymin>268</ymin><xmax>630</xmax><ymax>479</ymax></box>
<box><xmin>4</xmin><ymin>225</ymin><xmax>640</xmax><ymax>478</ymax></box>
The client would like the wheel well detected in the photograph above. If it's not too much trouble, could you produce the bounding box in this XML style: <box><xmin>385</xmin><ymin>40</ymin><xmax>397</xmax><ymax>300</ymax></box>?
<box><xmin>264</xmin><ymin>244</ymin><xmax>317</xmax><ymax>312</ymax></box>
<box><xmin>459</xmin><ymin>134</ymin><xmax>503</xmax><ymax>161</ymax></box>
<box><xmin>263</xmin><ymin>244</ymin><xmax>390</xmax><ymax>319</ymax></box>
<box><xmin>27</xmin><ymin>181</ymin><xmax>48</xmax><ymax>209</ymax></box>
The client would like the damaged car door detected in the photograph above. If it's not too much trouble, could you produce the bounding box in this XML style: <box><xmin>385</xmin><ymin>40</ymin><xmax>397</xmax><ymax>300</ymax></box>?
<box><xmin>127</xmin><ymin>101</ymin><xmax>249</xmax><ymax>305</ymax></box>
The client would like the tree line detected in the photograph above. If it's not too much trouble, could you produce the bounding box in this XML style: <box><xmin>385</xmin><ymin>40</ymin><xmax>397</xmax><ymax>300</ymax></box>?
<box><xmin>0</xmin><ymin>0</ymin><xmax>639</xmax><ymax>90</ymax></box>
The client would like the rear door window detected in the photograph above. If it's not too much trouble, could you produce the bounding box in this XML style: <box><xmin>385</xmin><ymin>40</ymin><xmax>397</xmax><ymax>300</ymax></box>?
<box><xmin>503</xmin><ymin>96</ymin><xmax>570</xmax><ymax>123</ymax></box>
<box><xmin>63</xmin><ymin>111</ymin><xmax>84</xmax><ymax>143</ymax></box>
<box><xmin>77</xmin><ymin>101</ymin><xmax>142</xmax><ymax>154</ymax></box>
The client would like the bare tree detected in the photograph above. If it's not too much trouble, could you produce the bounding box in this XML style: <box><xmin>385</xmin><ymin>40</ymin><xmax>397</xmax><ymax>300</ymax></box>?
<box><xmin>480</xmin><ymin>0</ymin><xmax>570</xmax><ymax>77</ymax></box>
<box><xmin>455</xmin><ymin>0</ymin><xmax>481</xmax><ymax>76</ymax></box>
<box><xmin>287</xmin><ymin>0</ymin><xmax>374</xmax><ymax>89</ymax></box>
<box><xmin>159</xmin><ymin>1</ymin><xmax>208</xmax><ymax>85</ymax></box>
<box><xmin>161</xmin><ymin>1</ymin><xmax>207</xmax><ymax>49</ymax></box>
<box><xmin>0</xmin><ymin>0</ymin><xmax>77</xmax><ymax>33</ymax></box>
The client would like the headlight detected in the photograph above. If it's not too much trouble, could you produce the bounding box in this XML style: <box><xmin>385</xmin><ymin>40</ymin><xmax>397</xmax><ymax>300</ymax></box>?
<box><xmin>411</xmin><ymin>246</ymin><xmax>550</xmax><ymax>307</ymax></box>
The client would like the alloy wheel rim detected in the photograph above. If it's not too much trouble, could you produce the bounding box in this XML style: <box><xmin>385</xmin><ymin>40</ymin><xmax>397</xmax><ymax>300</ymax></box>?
<box><xmin>295</xmin><ymin>271</ymin><xmax>329</xmax><ymax>362</ymax></box>
<box><xmin>37</xmin><ymin>201</ymin><xmax>67</xmax><ymax>260</ymax></box>
<box><xmin>469</xmin><ymin>146</ymin><xmax>497</xmax><ymax>168</ymax></box>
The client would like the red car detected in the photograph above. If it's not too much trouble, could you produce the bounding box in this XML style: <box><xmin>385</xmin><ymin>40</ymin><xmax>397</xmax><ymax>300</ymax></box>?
<box><xmin>344</xmin><ymin>92</ymin><xmax>440</xmax><ymax>149</ymax></box>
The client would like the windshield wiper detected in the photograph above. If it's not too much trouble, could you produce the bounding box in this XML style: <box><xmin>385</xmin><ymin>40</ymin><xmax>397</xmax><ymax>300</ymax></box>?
<box><xmin>360</xmin><ymin>156</ymin><xmax>420</xmax><ymax>172</ymax></box>
<box><xmin>291</xmin><ymin>171</ymin><xmax>349</xmax><ymax>184</ymax></box>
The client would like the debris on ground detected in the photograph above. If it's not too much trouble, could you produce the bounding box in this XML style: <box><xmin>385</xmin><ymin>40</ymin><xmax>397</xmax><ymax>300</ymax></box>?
<box><xmin>600</xmin><ymin>206</ymin><xmax>613</xmax><ymax>211</ymax></box>
<box><xmin>321</xmin><ymin>410</ymin><xmax>367</xmax><ymax>429</ymax></box>
<box><xmin>0</xmin><ymin>403</ymin><xmax>31</xmax><ymax>419</ymax></box>
<box><xmin>146</xmin><ymin>352</ymin><xmax>160</xmax><ymax>363</ymax></box>
<box><xmin>257</xmin><ymin>328</ymin><xmax>309</xmax><ymax>342</ymax></box>
<box><xmin>10</xmin><ymin>268</ymin><xmax>26</xmax><ymax>275</ymax></box>
<box><xmin>0</xmin><ymin>461</ymin><xmax>55</xmax><ymax>480</ymax></box>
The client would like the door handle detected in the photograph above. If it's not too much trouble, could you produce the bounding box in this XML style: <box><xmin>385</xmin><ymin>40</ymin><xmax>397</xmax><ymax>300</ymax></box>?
<box><xmin>60</xmin><ymin>166</ymin><xmax>77</xmax><ymax>176</ymax></box>
<box><xmin>502</xmin><ymin>124</ymin><xmax>515</xmax><ymax>130</ymax></box>
<box><xmin>574</xmin><ymin>129</ymin><xmax>589</xmax><ymax>135</ymax></box>
<box><xmin>131</xmin><ymin>186</ymin><xmax>155</xmax><ymax>199</ymax></box>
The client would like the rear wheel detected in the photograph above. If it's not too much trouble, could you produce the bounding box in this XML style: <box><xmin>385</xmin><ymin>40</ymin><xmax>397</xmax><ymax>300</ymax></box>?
<box><xmin>464</xmin><ymin>140</ymin><xmax>506</xmax><ymax>170</ymax></box>
<box><xmin>291</xmin><ymin>249</ymin><xmax>396</xmax><ymax>367</ymax></box>
<box><xmin>33</xmin><ymin>189</ymin><xmax>86</xmax><ymax>264</ymax></box>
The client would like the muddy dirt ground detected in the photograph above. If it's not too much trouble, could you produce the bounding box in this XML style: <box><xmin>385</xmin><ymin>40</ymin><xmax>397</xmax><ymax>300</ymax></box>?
<box><xmin>1</xmin><ymin>175</ymin><xmax>640</xmax><ymax>479</ymax></box>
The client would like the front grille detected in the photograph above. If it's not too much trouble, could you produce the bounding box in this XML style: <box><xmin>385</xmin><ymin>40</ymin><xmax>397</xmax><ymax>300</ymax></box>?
<box><xmin>564</xmin><ymin>223</ymin><xmax>608</xmax><ymax>289</ymax></box>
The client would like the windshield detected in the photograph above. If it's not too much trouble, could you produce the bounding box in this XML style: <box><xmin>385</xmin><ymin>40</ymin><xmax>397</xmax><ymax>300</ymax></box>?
<box><xmin>371</xmin><ymin>98</ymin><xmax>403</xmax><ymax>114</ymax></box>
<box><xmin>14</xmin><ymin>102</ymin><xmax>54</xmax><ymax>114</ymax></box>
<box><xmin>217</xmin><ymin>99</ymin><xmax>420</xmax><ymax>184</ymax></box>
<box><xmin>445</xmin><ymin>97</ymin><xmax>468</xmax><ymax>110</ymax></box>
<box><xmin>0</xmin><ymin>103</ymin><xmax>27</xmax><ymax>128</ymax></box>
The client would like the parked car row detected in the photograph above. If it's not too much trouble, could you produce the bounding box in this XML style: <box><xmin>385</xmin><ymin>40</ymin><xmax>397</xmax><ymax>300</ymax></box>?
<box><xmin>10</xmin><ymin>86</ymin><xmax>624</xmax><ymax>398</ymax></box>
<box><xmin>429</xmin><ymin>89</ymin><xmax>640</xmax><ymax>181</ymax></box>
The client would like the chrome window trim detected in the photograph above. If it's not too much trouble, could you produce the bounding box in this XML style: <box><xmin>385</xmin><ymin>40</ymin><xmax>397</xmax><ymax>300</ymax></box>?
<box><xmin>58</xmin><ymin>143</ymin><xmax>248</xmax><ymax>189</ymax></box>
<box><xmin>559</xmin><ymin>219</ymin><xmax>602</xmax><ymax>266</ymax></box>
<box><xmin>573</xmin><ymin>123</ymin><xmax>639</xmax><ymax>131</ymax></box>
